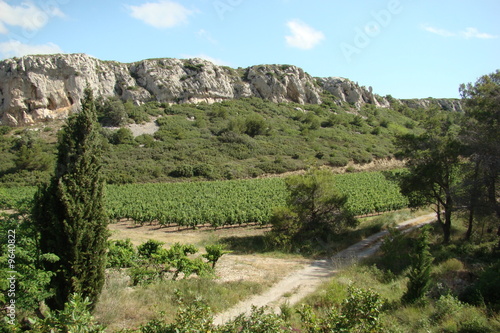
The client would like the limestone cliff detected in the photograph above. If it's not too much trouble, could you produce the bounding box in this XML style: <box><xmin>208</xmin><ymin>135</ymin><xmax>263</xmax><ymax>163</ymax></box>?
<box><xmin>318</xmin><ymin>77</ymin><xmax>390</xmax><ymax>108</ymax></box>
<box><xmin>0</xmin><ymin>53</ymin><xmax>462</xmax><ymax>126</ymax></box>
<box><xmin>400</xmin><ymin>98</ymin><xmax>463</xmax><ymax>113</ymax></box>
<box><xmin>0</xmin><ymin>54</ymin><xmax>326</xmax><ymax>126</ymax></box>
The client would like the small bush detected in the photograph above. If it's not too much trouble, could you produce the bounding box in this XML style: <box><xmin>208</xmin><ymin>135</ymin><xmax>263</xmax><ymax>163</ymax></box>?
<box><xmin>32</xmin><ymin>294</ymin><xmax>105</xmax><ymax>332</ymax></box>
<box><xmin>244</xmin><ymin>114</ymin><xmax>268</xmax><ymax>137</ymax></box>
<box><xmin>130</xmin><ymin>266</ymin><xmax>161</xmax><ymax>286</ymax></box>
<box><xmin>432</xmin><ymin>294</ymin><xmax>464</xmax><ymax>321</ymax></box>
<box><xmin>299</xmin><ymin>285</ymin><xmax>384</xmax><ymax>333</ymax></box>
<box><xmin>112</xmin><ymin>128</ymin><xmax>135</xmax><ymax>145</ymax></box>
<box><xmin>467</xmin><ymin>261</ymin><xmax>500</xmax><ymax>307</ymax></box>
<box><xmin>379</xmin><ymin>227</ymin><xmax>414</xmax><ymax>275</ymax></box>
<box><xmin>169</xmin><ymin>164</ymin><xmax>194</xmax><ymax>178</ymax></box>
<box><xmin>107</xmin><ymin>239</ymin><xmax>137</xmax><ymax>268</ymax></box>
<box><xmin>203</xmin><ymin>244</ymin><xmax>231</xmax><ymax>268</ymax></box>
<box><xmin>459</xmin><ymin>318</ymin><xmax>494</xmax><ymax>333</ymax></box>
<box><xmin>221</xmin><ymin>306</ymin><xmax>292</xmax><ymax>332</ymax></box>
<box><xmin>432</xmin><ymin>258</ymin><xmax>464</xmax><ymax>276</ymax></box>
<box><xmin>193</xmin><ymin>163</ymin><xmax>215</xmax><ymax>179</ymax></box>
<box><xmin>137</xmin><ymin>240</ymin><xmax>165</xmax><ymax>259</ymax></box>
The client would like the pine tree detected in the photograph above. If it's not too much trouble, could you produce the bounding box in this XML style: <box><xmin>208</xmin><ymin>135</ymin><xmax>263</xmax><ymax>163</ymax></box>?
<box><xmin>33</xmin><ymin>87</ymin><xmax>109</xmax><ymax>310</ymax></box>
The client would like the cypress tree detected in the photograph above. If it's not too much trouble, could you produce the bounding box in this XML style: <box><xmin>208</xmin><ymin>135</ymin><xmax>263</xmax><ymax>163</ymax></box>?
<box><xmin>33</xmin><ymin>87</ymin><xmax>109</xmax><ymax>310</ymax></box>
<box><xmin>402</xmin><ymin>227</ymin><xmax>434</xmax><ymax>304</ymax></box>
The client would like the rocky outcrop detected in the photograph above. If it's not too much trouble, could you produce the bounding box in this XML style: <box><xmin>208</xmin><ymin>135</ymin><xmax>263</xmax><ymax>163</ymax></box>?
<box><xmin>0</xmin><ymin>53</ymin><xmax>462</xmax><ymax>126</ymax></box>
<box><xmin>400</xmin><ymin>98</ymin><xmax>463</xmax><ymax>113</ymax></box>
<box><xmin>0</xmin><ymin>54</ymin><xmax>324</xmax><ymax>126</ymax></box>
<box><xmin>318</xmin><ymin>77</ymin><xmax>390</xmax><ymax>108</ymax></box>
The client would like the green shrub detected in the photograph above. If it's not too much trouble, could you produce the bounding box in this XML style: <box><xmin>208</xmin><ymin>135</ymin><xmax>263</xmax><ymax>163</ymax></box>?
<box><xmin>221</xmin><ymin>306</ymin><xmax>292</xmax><ymax>333</ymax></box>
<box><xmin>130</xmin><ymin>266</ymin><xmax>160</xmax><ymax>286</ymax></box>
<box><xmin>193</xmin><ymin>163</ymin><xmax>215</xmax><ymax>179</ymax></box>
<box><xmin>135</xmin><ymin>134</ymin><xmax>155</xmax><ymax>147</ymax></box>
<box><xmin>432</xmin><ymin>258</ymin><xmax>464</xmax><ymax>276</ymax></box>
<box><xmin>299</xmin><ymin>285</ymin><xmax>384</xmax><ymax>333</ymax></box>
<box><xmin>267</xmin><ymin>170</ymin><xmax>357</xmax><ymax>253</ymax></box>
<box><xmin>466</xmin><ymin>261</ymin><xmax>500</xmax><ymax>307</ymax></box>
<box><xmin>169</xmin><ymin>164</ymin><xmax>194</xmax><ymax>178</ymax></box>
<box><xmin>402</xmin><ymin>227</ymin><xmax>433</xmax><ymax>304</ymax></box>
<box><xmin>203</xmin><ymin>244</ymin><xmax>231</xmax><ymax>268</ymax></box>
<box><xmin>137</xmin><ymin>240</ymin><xmax>164</xmax><ymax>259</ymax></box>
<box><xmin>172</xmin><ymin>257</ymin><xmax>211</xmax><ymax>280</ymax></box>
<box><xmin>107</xmin><ymin>239</ymin><xmax>137</xmax><ymax>268</ymax></box>
<box><xmin>459</xmin><ymin>318</ymin><xmax>494</xmax><ymax>333</ymax></box>
<box><xmin>244</xmin><ymin>114</ymin><xmax>268</xmax><ymax>137</ymax></box>
<box><xmin>0</xmin><ymin>126</ymin><xmax>12</xmax><ymax>135</ymax></box>
<box><xmin>112</xmin><ymin>128</ymin><xmax>135</xmax><ymax>145</ymax></box>
<box><xmin>379</xmin><ymin>227</ymin><xmax>414</xmax><ymax>275</ymax></box>
<box><xmin>432</xmin><ymin>294</ymin><xmax>464</xmax><ymax>321</ymax></box>
<box><xmin>31</xmin><ymin>294</ymin><xmax>105</xmax><ymax>332</ymax></box>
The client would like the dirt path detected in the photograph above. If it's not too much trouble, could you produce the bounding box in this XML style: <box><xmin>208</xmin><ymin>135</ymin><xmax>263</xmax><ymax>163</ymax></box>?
<box><xmin>213</xmin><ymin>213</ymin><xmax>437</xmax><ymax>325</ymax></box>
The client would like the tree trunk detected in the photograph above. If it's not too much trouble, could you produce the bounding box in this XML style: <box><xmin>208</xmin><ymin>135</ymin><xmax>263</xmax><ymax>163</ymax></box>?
<box><xmin>442</xmin><ymin>193</ymin><xmax>453</xmax><ymax>244</ymax></box>
<box><xmin>466</xmin><ymin>206</ymin><xmax>474</xmax><ymax>241</ymax></box>
<box><xmin>443</xmin><ymin>208</ymin><xmax>452</xmax><ymax>244</ymax></box>
<box><xmin>466</xmin><ymin>161</ymin><xmax>481</xmax><ymax>241</ymax></box>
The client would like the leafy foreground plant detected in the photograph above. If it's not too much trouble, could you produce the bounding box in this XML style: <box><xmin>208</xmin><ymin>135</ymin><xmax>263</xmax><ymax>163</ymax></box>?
<box><xmin>298</xmin><ymin>285</ymin><xmax>385</xmax><ymax>333</ymax></box>
<box><xmin>137</xmin><ymin>285</ymin><xmax>385</xmax><ymax>333</ymax></box>
<box><xmin>3</xmin><ymin>294</ymin><xmax>106</xmax><ymax>333</ymax></box>
<box><xmin>140</xmin><ymin>299</ymin><xmax>292</xmax><ymax>333</ymax></box>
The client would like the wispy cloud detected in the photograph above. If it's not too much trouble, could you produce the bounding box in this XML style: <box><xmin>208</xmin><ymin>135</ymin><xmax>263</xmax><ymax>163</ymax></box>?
<box><xmin>0</xmin><ymin>40</ymin><xmax>62</xmax><ymax>59</ymax></box>
<box><xmin>127</xmin><ymin>0</ymin><xmax>193</xmax><ymax>29</ymax></box>
<box><xmin>0</xmin><ymin>0</ymin><xmax>64</xmax><ymax>34</ymax></box>
<box><xmin>285</xmin><ymin>19</ymin><xmax>325</xmax><ymax>50</ymax></box>
<box><xmin>421</xmin><ymin>24</ymin><xmax>498</xmax><ymax>39</ymax></box>
<box><xmin>460</xmin><ymin>27</ymin><xmax>498</xmax><ymax>39</ymax></box>
<box><xmin>421</xmin><ymin>24</ymin><xmax>456</xmax><ymax>37</ymax></box>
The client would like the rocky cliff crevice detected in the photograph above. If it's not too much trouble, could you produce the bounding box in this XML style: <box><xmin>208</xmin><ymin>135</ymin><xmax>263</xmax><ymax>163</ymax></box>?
<box><xmin>0</xmin><ymin>53</ymin><xmax>462</xmax><ymax>126</ymax></box>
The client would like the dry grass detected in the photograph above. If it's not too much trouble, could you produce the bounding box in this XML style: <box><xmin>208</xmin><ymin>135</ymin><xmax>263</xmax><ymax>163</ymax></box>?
<box><xmin>99</xmin><ymin>221</ymin><xmax>308</xmax><ymax>331</ymax></box>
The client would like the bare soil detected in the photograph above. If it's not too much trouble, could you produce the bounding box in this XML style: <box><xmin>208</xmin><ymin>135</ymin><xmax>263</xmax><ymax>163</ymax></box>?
<box><xmin>108</xmin><ymin>221</ymin><xmax>310</xmax><ymax>286</ymax></box>
<box><xmin>109</xmin><ymin>213</ymin><xmax>437</xmax><ymax>326</ymax></box>
<box><xmin>213</xmin><ymin>213</ymin><xmax>437</xmax><ymax>325</ymax></box>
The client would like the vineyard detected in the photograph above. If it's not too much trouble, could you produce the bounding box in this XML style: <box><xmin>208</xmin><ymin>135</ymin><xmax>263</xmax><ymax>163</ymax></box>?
<box><xmin>0</xmin><ymin>171</ymin><xmax>408</xmax><ymax>228</ymax></box>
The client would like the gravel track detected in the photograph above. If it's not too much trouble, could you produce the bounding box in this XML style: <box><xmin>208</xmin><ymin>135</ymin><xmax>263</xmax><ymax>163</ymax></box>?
<box><xmin>213</xmin><ymin>213</ymin><xmax>437</xmax><ymax>325</ymax></box>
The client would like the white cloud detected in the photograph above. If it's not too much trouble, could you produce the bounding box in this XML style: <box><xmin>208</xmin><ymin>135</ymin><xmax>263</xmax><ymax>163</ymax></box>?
<box><xmin>421</xmin><ymin>24</ymin><xmax>456</xmax><ymax>37</ymax></box>
<box><xmin>421</xmin><ymin>24</ymin><xmax>498</xmax><ymax>39</ymax></box>
<box><xmin>0</xmin><ymin>1</ymin><xmax>64</xmax><ymax>34</ymax></box>
<box><xmin>460</xmin><ymin>27</ymin><xmax>497</xmax><ymax>39</ymax></box>
<box><xmin>181</xmin><ymin>53</ymin><xmax>231</xmax><ymax>66</ymax></box>
<box><xmin>0</xmin><ymin>40</ymin><xmax>62</xmax><ymax>59</ymax></box>
<box><xmin>285</xmin><ymin>19</ymin><xmax>325</xmax><ymax>50</ymax></box>
<box><xmin>127</xmin><ymin>0</ymin><xmax>193</xmax><ymax>29</ymax></box>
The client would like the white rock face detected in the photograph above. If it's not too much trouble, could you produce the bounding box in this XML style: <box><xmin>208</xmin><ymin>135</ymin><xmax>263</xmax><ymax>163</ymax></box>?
<box><xmin>0</xmin><ymin>54</ymin><xmax>327</xmax><ymax>125</ymax></box>
<box><xmin>0</xmin><ymin>53</ymin><xmax>461</xmax><ymax>126</ymax></box>
<box><xmin>401</xmin><ymin>98</ymin><xmax>463</xmax><ymax>112</ymax></box>
<box><xmin>318</xmin><ymin>77</ymin><xmax>390</xmax><ymax>109</ymax></box>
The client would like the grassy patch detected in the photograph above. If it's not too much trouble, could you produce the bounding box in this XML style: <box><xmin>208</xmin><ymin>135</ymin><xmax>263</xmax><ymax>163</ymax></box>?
<box><xmin>294</xmin><ymin>259</ymin><xmax>500</xmax><ymax>333</ymax></box>
<box><xmin>95</xmin><ymin>271</ymin><xmax>264</xmax><ymax>331</ymax></box>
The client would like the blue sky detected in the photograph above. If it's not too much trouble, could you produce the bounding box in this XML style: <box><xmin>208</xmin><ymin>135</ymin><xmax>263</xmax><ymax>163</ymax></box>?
<box><xmin>0</xmin><ymin>0</ymin><xmax>498</xmax><ymax>98</ymax></box>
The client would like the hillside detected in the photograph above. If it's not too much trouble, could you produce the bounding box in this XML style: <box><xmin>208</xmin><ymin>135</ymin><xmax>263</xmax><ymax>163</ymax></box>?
<box><xmin>0</xmin><ymin>54</ymin><xmax>462</xmax><ymax>126</ymax></box>
<box><xmin>0</xmin><ymin>93</ymin><xmax>461</xmax><ymax>186</ymax></box>
<box><xmin>0</xmin><ymin>54</ymin><xmax>464</xmax><ymax>186</ymax></box>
